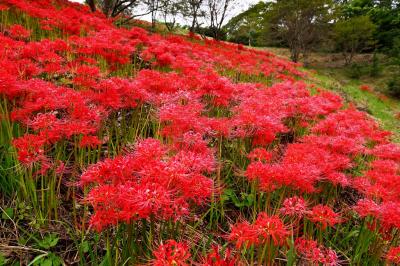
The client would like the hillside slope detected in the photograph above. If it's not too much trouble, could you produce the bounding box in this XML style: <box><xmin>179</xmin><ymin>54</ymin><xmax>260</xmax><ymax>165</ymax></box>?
<box><xmin>265</xmin><ymin>47</ymin><xmax>400</xmax><ymax>141</ymax></box>
<box><xmin>1</xmin><ymin>1</ymin><xmax>400</xmax><ymax>265</ymax></box>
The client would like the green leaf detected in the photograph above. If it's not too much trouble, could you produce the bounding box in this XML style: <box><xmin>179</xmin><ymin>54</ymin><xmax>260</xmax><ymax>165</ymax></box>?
<box><xmin>0</xmin><ymin>253</ymin><xmax>7</xmax><ymax>266</ymax></box>
<box><xmin>286</xmin><ymin>234</ymin><xmax>296</xmax><ymax>266</ymax></box>
<box><xmin>81</xmin><ymin>241</ymin><xmax>89</xmax><ymax>253</ymax></box>
<box><xmin>37</xmin><ymin>234</ymin><xmax>59</xmax><ymax>249</ymax></box>
<box><xmin>1</xmin><ymin>208</ymin><xmax>14</xmax><ymax>220</ymax></box>
<box><xmin>31</xmin><ymin>253</ymin><xmax>62</xmax><ymax>266</ymax></box>
<box><xmin>241</xmin><ymin>192</ymin><xmax>255</xmax><ymax>207</ymax></box>
<box><xmin>223</xmin><ymin>189</ymin><xmax>255</xmax><ymax>208</ymax></box>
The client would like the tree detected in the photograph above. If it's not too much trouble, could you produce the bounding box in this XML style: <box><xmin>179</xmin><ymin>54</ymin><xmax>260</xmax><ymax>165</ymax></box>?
<box><xmin>266</xmin><ymin>0</ymin><xmax>335</xmax><ymax>63</ymax></box>
<box><xmin>86</xmin><ymin>0</ymin><xmax>96</xmax><ymax>12</ymax></box>
<box><xmin>187</xmin><ymin>0</ymin><xmax>204</xmax><ymax>33</ymax></box>
<box><xmin>142</xmin><ymin>0</ymin><xmax>165</xmax><ymax>29</ymax></box>
<box><xmin>334</xmin><ymin>15</ymin><xmax>376</xmax><ymax>64</ymax></box>
<box><xmin>224</xmin><ymin>2</ymin><xmax>271</xmax><ymax>46</ymax></box>
<box><xmin>96</xmin><ymin>0</ymin><xmax>142</xmax><ymax>17</ymax></box>
<box><xmin>160</xmin><ymin>0</ymin><xmax>187</xmax><ymax>31</ymax></box>
<box><xmin>340</xmin><ymin>0</ymin><xmax>400</xmax><ymax>51</ymax></box>
<box><xmin>206</xmin><ymin>0</ymin><xmax>236</xmax><ymax>40</ymax></box>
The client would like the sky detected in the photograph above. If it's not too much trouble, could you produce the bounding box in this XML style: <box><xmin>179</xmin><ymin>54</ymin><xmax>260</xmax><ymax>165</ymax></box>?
<box><xmin>69</xmin><ymin>0</ymin><xmax>261</xmax><ymax>26</ymax></box>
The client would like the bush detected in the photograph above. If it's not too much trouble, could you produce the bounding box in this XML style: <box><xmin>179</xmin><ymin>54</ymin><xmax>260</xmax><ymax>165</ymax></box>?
<box><xmin>370</xmin><ymin>52</ymin><xmax>381</xmax><ymax>77</ymax></box>
<box><xmin>195</xmin><ymin>26</ymin><xmax>227</xmax><ymax>41</ymax></box>
<box><xmin>387</xmin><ymin>76</ymin><xmax>400</xmax><ymax>98</ymax></box>
<box><xmin>348</xmin><ymin>63</ymin><xmax>363</xmax><ymax>79</ymax></box>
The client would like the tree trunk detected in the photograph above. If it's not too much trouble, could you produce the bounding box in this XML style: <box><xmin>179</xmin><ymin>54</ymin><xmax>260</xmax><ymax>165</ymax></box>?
<box><xmin>290</xmin><ymin>47</ymin><xmax>300</xmax><ymax>63</ymax></box>
<box><xmin>102</xmin><ymin>0</ymin><xmax>113</xmax><ymax>17</ymax></box>
<box><xmin>190</xmin><ymin>15</ymin><xmax>197</xmax><ymax>33</ymax></box>
<box><xmin>86</xmin><ymin>0</ymin><xmax>96</xmax><ymax>12</ymax></box>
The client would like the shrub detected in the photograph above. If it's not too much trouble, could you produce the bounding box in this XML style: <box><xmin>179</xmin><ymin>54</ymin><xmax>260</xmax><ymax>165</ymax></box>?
<box><xmin>387</xmin><ymin>76</ymin><xmax>400</xmax><ymax>98</ymax></box>
<box><xmin>370</xmin><ymin>52</ymin><xmax>381</xmax><ymax>77</ymax></box>
<box><xmin>348</xmin><ymin>63</ymin><xmax>363</xmax><ymax>79</ymax></box>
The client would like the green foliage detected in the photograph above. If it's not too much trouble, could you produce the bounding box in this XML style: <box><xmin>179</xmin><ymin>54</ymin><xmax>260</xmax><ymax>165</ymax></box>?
<box><xmin>225</xmin><ymin>0</ymin><xmax>399</xmax><ymax>65</ymax></box>
<box><xmin>387</xmin><ymin>76</ymin><xmax>400</xmax><ymax>98</ymax></box>
<box><xmin>390</xmin><ymin>37</ymin><xmax>400</xmax><ymax>64</ymax></box>
<box><xmin>1</xmin><ymin>207</ymin><xmax>14</xmax><ymax>220</ymax></box>
<box><xmin>259</xmin><ymin>0</ymin><xmax>334</xmax><ymax>62</ymax></box>
<box><xmin>222</xmin><ymin>188</ymin><xmax>254</xmax><ymax>208</ymax></box>
<box><xmin>342</xmin><ymin>0</ymin><xmax>400</xmax><ymax>51</ymax></box>
<box><xmin>223</xmin><ymin>2</ymin><xmax>271</xmax><ymax>46</ymax></box>
<box><xmin>0</xmin><ymin>253</ymin><xmax>6</xmax><ymax>266</ymax></box>
<box><xmin>37</xmin><ymin>234</ymin><xmax>59</xmax><ymax>250</ymax></box>
<box><xmin>370</xmin><ymin>52</ymin><xmax>381</xmax><ymax>77</ymax></box>
<box><xmin>334</xmin><ymin>15</ymin><xmax>376</xmax><ymax>64</ymax></box>
<box><xmin>30</xmin><ymin>253</ymin><xmax>62</xmax><ymax>266</ymax></box>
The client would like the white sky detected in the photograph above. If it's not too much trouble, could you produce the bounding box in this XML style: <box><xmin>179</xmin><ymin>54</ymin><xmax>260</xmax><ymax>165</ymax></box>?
<box><xmin>68</xmin><ymin>0</ymin><xmax>261</xmax><ymax>26</ymax></box>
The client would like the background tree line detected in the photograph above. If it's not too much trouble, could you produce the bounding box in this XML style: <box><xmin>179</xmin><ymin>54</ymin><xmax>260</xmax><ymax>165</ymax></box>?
<box><xmin>84</xmin><ymin>0</ymin><xmax>236</xmax><ymax>39</ymax></box>
<box><xmin>86</xmin><ymin>0</ymin><xmax>400</xmax><ymax>97</ymax></box>
<box><xmin>85</xmin><ymin>0</ymin><xmax>399</xmax><ymax>63</ymax></box>
<box><xmin>225</xmin><ymin>0</ymin><xmax>399</xmax><ymax>63</ymax></box>
<box><xmin>223</xmin><ymin>0</ymin><xmax>400</xmax><ymax>98</ymax></box>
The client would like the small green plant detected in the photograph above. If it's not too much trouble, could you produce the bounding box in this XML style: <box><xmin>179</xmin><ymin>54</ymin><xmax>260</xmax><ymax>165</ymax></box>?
<box><xmin>36</xmin><ymin>234</ymin><xmax>59</xmax><ymax>250</ymax></box>
<box><xmin>370</xmin><ymin>52</ymin><xmax>381</xmax><ymax>77</ymax></box>
<box><xmin>348</xmin><ymin>63</ymin><xmax>363</xmax><ymax>79</ymax></box>
<box><xmin>387</xmin><ymin>76</ymin><xmax>400</xmax><ymax>98</ymax></box>
<box><xmin>30</xmin><ymin>253</ymin><xmax>62</xmax><ymax>266</ymax></box>
<box><xmin>0</xmin><ymin>253</ymin><xmax>7</xmax><ymax>266</ymax></box>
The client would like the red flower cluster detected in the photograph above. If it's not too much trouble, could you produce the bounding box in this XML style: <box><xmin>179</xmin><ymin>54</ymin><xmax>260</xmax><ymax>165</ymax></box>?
<box><xmin>308</xmin><ymin>205</ymin><xmax>341</xmax><ymax>230</ymax></box>
<box><xmin>279</xmin><ymin>197</ymin><xmax>341</xmax><ymax>229</ymax></box>
<box><xmin>386</xmin><ymin>246</ymin><xmax>400</xmax><ymax>264</ymax></box>
<box><xmin>280</xmin><ymin>196</ymin><xmax>308</xmax><ymax>218</ymax></box>
<box><xmin>229</xmin><ymin>213</ymin><xmax>288</xmax><ymax>248</ymax></box>
<box><xmin>359</xmin><ymin>84</ymin><xmax>373</xmax><ymax>92</ymax></box>
<box><xmin>8</xmin><ymin>24</ymin><xmax>31</xmax><ymax>39</ymax></box>
<box><xmin>295</xmin><ymin>237</ymin><xmax>338</xmax><ymax>265</ymax></box>
<box><xmin>246</xmin><ymin>142</ymin><xmax>351</xmax><ymax>193</ymax></box>
<box><xmin>153</xmin><ymin>240</ymin><xmax>191</xmax><ymax>266</ymax></box>
<box><xmin>81</xmin><ymin>137</ymin><xmax>214</xmax><ymax>231</ymax></box>
<box><xmin>202</xmin><ymin>246</ymin><xmax>241</xmax><ymax>266</ymax></box>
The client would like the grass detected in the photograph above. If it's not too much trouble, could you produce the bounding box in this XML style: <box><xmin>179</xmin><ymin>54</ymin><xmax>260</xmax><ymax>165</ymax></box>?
<box><xmin>310</xmin><ymin>72</ymin><xmax>400</xmax><ymax>141</ymax></box>
<box><xmin>263</xmin><ymin>47</ymin><xmax>400</xmax><ymax>141</ymax></box>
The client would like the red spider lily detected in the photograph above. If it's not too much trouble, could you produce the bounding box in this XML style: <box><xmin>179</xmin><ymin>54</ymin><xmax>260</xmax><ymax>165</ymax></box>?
<box><xmin>201</xmin><ymin>246</ymin><xmax>241</xmax><ymax>266</ymax></box>
<box><xmin>255</xmin><ymin>213</ymin><xmax>289</xmax><ymax>246</ymax></box>
<box><xmin>353</xmin><ymin>156</ymin><xmax>400</xmax><ymax>203</ymax></box>
<box><xmin>8</xmin><ymin>24</ymin><xmax>31</xmax><ymax>39</ymax></box>
<box><xmin>80</xmin><ymin>138</ymin><xmax>214</xmax><ymax>231</ymax></box>
<box><xmin>295</xmin><ymin>237</ymin><xmax>339</xmax><ymax>266</ymax></box>
<box><xmin>359</xmin><ymin>85</ymin><xmax>373</xmax><ymax>92</ymax></box>
<box><xmin>72</xmin><ymin>65</ymin><xmax>101</xmax><ymax>88</ymax></box>
<box><xmin>371</xmin><ymin>143</ymin><xmax>400</xmax><ymax>162</ymax></box>
<box><xmin>295</xmin><ymin>237</ymin><xmax>321</xmax><ymax>260</ymax></box>
<box><xmin>79</xmin><ymin>135</ymin><xmax>102</xmax><ymax>148</ymax></box>
<box><xmin>153</xmin><ymin>240</ymin><xmax>191</xmax><ymax>266</ymax></box>
<box><xmin>280</xmin><ymin>196</ymin><xmax>308</xmax><ymax>218</ymax></box>
<box><xmin>354</xmin><ymin>198</ymin><xmax>380</xmax><ymax>218</ymax></box>
<box><xmin>0</xmin><ymin>4</ymin><xmax>9</xmax><ymax>11</ymax></box>
<box><xmin>312</xmin><ymin>108</ymin><xmax>391</xmax><ymax>143</ymax></box>
<box><xmin>247</xmin><ymin>148</ymin><xmax>273</xmax><ymax>162</ymax></box>
<box><xmin>308</xmin><ymin>205</ymin><xmax>341</xmax><ymax>230</ymax></box>
<box><xmin>245</xmin><ymin>142</ymin><xmax>351</xmax><ymax>193</ymax></box>
<box><xmin>229</xmin><ymin>213</ymin><xmax>288</xmax><ymax>248</ymax></box>
<box><xmin>12</xmin><ymin>134</ymin><xmax>47</xmax><ymax>166</ymax></box>
<box><xmin>386</xmin><ymin>246</ymin><xmax>400</xmax><ymax>264</ymax></box>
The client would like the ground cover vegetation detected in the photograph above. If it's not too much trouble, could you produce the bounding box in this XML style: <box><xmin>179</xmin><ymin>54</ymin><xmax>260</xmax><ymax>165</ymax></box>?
<box><xmin>0</xmin><ymin>0</ymin><xmax>400</xmax><ymax>265</ymax></box>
